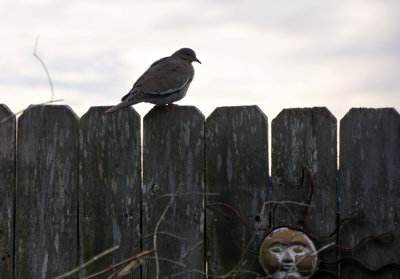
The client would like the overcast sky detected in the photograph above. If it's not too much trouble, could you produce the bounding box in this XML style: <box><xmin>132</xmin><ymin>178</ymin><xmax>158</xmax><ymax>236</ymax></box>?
<box><xmin>1</xmin><ymin>0</ymin><xmax>399</xmax><ymax>121</ymax></box>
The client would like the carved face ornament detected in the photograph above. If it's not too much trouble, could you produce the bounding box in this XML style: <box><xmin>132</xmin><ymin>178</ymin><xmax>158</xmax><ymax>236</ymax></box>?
<box><xmin>259</xmin><ymin>227</ymin><xmax>318</xmax><ymax>279</ymax></box>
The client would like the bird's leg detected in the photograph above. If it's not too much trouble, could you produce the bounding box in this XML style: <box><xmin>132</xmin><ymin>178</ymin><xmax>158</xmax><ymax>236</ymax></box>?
<box><xmin>163</xmin><ymin>103</ymin><xmax>179</xmax><ymax>111</ymax></box>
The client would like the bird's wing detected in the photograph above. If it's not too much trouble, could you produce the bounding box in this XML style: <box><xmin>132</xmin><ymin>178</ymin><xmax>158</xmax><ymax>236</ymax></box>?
<box><xmin>140</xmin><ymin>58</ymin><xmax>190</xmax><ymax>95</ymax></box>
<box><xmin>120</xmin><ymin>57</ymin><xmax>171</xmax><ymax>101</ymax></box>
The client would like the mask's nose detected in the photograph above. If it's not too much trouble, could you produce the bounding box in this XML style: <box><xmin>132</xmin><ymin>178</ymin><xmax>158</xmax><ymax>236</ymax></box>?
<box><xmin>282</xmin><ymin>249</ymin><xmax>293</xmax><ymax>263</ymax></box>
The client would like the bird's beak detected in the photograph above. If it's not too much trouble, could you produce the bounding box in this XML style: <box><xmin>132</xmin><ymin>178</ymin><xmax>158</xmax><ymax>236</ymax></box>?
<box><xmin>194</xmin><ymin>58</ymin><xmax>201</xmax><ymax>64</ymax></box>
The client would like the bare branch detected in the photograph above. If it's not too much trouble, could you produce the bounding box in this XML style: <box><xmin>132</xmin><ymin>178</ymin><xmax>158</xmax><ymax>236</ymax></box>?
<box><xmin>157</xmin><ymin>192</ymin><xmax>220</xmax><ymax>199</ymax></box>
<box><xmin>147</xmin><ymin>256</ymin><xmax>186</xmax><ymax>267</ymax></box>
<box><xmin>0</xmin><ymin>99</ymin><xmax>63</xmax><ymax>126</ymax></box>
<box><xmin>169</xmin><ymin>240</ymin><xmax>204</xmax><ymax>275</ymax></box>
<box><xmin>107</xmin><ymin>252</ymin><xmax>146</xmax><ymax>279</ymax></box>
<box><xmin>160</xmin><ymin>269</ymin><xmax>207</xmax><ymax>279</ymax></box>
<box><xmin>154</xmin><ymin>184</ymin><xmax>183</xmax><ymax>279</ymax></box>
<box><xmin>33</xmin><ymin>35</ymin><xmax>54</xmax><ymax>101</ymax></box>
<box><xmin>260</xmin><ymin>200</ymin><xmax>313</xmax><ymax>220</ymax></box>
<box><xmin>84</xmin><ymin>249</ymin><xmax>155</xmax><ymax>279</ymax></box>
<box><xmin>177</xmin><ymin>240</ymin><xmax>203</xmax><ymax>264</ymax></box>
<box><xmin>53</xmin><ymin>245</ymin><xmax>119</xmax><ymax>279</ymax></box>
<box><xmin>142</xmin><ymin>231</ymin><xmax>187</xmax><ymax>241</ymax></box>
<box><xmin>289</xmin><ymin>242</ymin><xmax>336</xmax><ymax>273</ymax></box>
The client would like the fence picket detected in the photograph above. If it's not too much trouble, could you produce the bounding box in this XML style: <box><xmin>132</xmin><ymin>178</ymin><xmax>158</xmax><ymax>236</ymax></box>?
<box><xmin>142</xmin><ymin>105</ymin><xmax>205</xmax><ymax>278</ymax></box>
<box><xmin>205</xmin><ymin>106</ymin><xmax>269</xmax><ymax>278</ymax></box>
<box><xmin>271</xmin><ymin>107</ymin><xmax>338</xmax><ymax>276</ymax></box>
<box><xmin>79</xmin><ymin>106</ymin><xmax>141</xmax><ymax>278</ymax></box>
<box><xmin>0</xmin><ymin>104</ymin><xmax>15</xmax><ymax>278</ymax></box>
<box><xmin>339</xmin><ymin>108</ymin><xmax>400</xmax><ymax>279</ymax></box>
<box><xmin>15</xmin><ymin>105</ymin><xmax>79</xmax><ymax>278</ymax></box>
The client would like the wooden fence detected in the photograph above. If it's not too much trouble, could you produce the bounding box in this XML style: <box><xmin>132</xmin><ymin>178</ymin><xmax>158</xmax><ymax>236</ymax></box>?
<box><xmin>0</xmin><ymin>104</ymin><xmax>399</xmax><ymax>279</ymax></box>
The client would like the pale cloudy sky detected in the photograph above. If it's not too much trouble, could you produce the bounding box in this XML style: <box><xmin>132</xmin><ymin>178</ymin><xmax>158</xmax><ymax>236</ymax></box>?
<box><xmin>1</xmin><ymin>0</ymin><xmax>399</xmax><ymax>120</ymax></box>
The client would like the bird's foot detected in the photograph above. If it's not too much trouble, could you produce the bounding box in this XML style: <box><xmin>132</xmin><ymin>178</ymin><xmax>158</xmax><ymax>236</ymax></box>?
<box><xmin>158</xmin><ymin>103</ymin><xmax>178</xmax><ymax>111</ymax></box>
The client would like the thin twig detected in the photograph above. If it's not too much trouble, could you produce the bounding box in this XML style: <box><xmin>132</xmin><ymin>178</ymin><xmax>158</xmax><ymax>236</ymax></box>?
<box><xmin>154</xmin><ymin>184</ymin><xmax>183</xmax><ymax>279</ymax></box>
<box><xmin>0</xmin><ymin>36</ymin><xmax>62</xmax><ymax>126</ymax></box>
<box><xmin>107</xmin><ymin>257</ymin><xmax>144</xmax><ymax>279</ymax></box>
<box><xmin>160</xmin><ymin>269</ymin><xmax>207</xmax><ymax>279</ymax></box>
<box><xmin>143</xmin><ymin>231</ymin><xmax>187</xmax><ymax>241</ymax></box>
<box><xmin>177</xmin><ymin>240</ymin><xmax>203</xmax><ymax>264</ymax></box>
<box><xmin>84</xmin><ymin>248</ymin><xmax>155</xmax><ymax>279</ymax></box>
<box><xmin>0</xmin><ymin>99</ymin><xmax>63</xmax><ymax>125</ymax></box>
<box><xmin>232</xmin><ymin>230</ymin><xmax>259</xmax><ymax>279</ymax></box>
<box><xmin>262</xmin><ymin>200</ymin><xmax>312</xmax><ymax>228</ymax></box>
<box><xmin>262</xmin><ymin>200</ymin><xmax>313</xmax><ymax>209</ymax></box>
<box><xmin>209</xmin><ymin>231</ymin><xmax>258</xmax><ymax>278</ymax></box>
<box><xmin>147</xmin><ymin>256</ymin><xmax>186</xmax><ymax>267</ymax></box>
<box><xmin>157</xmin><ymin>192</ymin><xmax>220</xmax><ymax>199</ymax></box>
<box><xmin>169</xmin><ymin>240</ymin><xmax>203</xmax><ymax>275</ymax></box>
<box><xmin>33</xmin><ymin>35</ymin><xmax>54</xmax><ymax>101</ymax></box>
<box><xmin>289</xmin><ymin>242</ymin><xmax>336</xmax><ymax>273</ymax></box>
<box><xmin>53</xmin><ymin>245</ymin><xmax>119</xmax><ymax>279</ymax></box>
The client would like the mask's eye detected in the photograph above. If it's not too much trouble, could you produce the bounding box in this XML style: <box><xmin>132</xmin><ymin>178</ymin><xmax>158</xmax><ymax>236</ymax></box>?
<box><xmin>270</xmin><ymin>247</ymin><xmax>281</xmax><ymax>253</ymax></box>
<box><xmin>291</xmin><ymin>245</ymin><xmax>308</xmax><ymax>255</ymax></box>
<box><xmin>293</xmin><ymin>246</ymin><xmax>304</xmax><ymax>253</ymax></box>
<box><xmin>269</xmin><ymin>244</ymin><xmax>285</xmax><ymax>254</ymax></box>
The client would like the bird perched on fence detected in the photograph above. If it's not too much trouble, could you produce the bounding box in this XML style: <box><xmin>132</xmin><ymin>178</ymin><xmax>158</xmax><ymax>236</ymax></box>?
<box><xmin>106</xmin><ymin>48</ymin><xmax>201</xmax><ymax>113</ymax></box>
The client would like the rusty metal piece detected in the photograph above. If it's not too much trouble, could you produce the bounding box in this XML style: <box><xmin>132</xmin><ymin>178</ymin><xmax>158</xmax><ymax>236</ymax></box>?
<box><xmin>318</xmin><ymin>209</ymin><xmax>364</xmax><ymax>240</ymax></box>
<box><xmin>298</xmin><ymin>166</ymin><xmax>315</xmax><ymax>234</ymax></box>
<box><xmin>322</xmin><ymin>258</ymin><xmax>400</xmax><ymax>274</ymax></box>
<box><xmin>335</xmin><ymin>231</ymin><xmax>394</xmax><ymax>251</ymax></box>
<box><xmin>271</xmin><ymin>166</ymin><xmax>316</xmax><ymax>236</ymax></box>
<box><xmin>314</xmin><ymin>269</ymin><xmax>341</xmax><ymax>278</ymax></box>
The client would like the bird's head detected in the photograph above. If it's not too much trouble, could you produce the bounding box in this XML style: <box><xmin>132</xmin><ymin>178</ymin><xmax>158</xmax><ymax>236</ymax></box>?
<box><xmin>173</xmin><ymin>48</ymin><xmax>201</xmax><ymax>64</ymax></box>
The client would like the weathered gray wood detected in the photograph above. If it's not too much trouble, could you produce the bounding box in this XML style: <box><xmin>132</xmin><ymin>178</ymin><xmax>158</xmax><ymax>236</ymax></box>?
<box><xmin>0</xmin><ymin>104</ymin><xmax>15</xmax><ymax>278</ymax></box>
<box><xmin>15</xmin><ymin>105</ymin><xmax>79</xmax><ymax>279</ymax></box>
<box><xmin>339</xmin><ymin>108</ymin><xmax>400</xmax><ymax>279</ymax></box>
<box><xmin>79</xmin><ymin>106</ymin><xmax>141</xmax><ymax>278</ymax></box>
<box><xmin>205</xmin><ymin>106</ymin><xmax>269</xmax><ymax>278</ymax></box>
<box><xmin>271</xmin><ymin>107</ymin><xmax>337</xmax><ymax>275</ymax></box>
<box><xmin>142</xmin><ymin>105</ymin><xmax>205</xmax><ymax>279</ymax></box>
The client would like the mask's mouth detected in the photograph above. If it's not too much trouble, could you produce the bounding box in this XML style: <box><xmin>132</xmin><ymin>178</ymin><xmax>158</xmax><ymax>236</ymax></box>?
<box><xmin>281</xmin><ymin>263</ymin><xmax>296</xmax><ymax>271</ymax></box>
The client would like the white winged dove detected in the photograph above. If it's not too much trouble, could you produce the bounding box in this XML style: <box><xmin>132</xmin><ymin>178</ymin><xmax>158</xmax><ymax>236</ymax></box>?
<box><xmin>106</xmin><ymin>48</ymin><xmax>201</xmax><ymax>113</ymax></box>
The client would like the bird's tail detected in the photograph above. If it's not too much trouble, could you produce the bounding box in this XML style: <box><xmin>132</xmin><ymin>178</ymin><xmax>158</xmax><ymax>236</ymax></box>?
<box><xmin>105</xmin><ymin>99</ymin><xmax>132</xmax><ymax>113</ymax></box>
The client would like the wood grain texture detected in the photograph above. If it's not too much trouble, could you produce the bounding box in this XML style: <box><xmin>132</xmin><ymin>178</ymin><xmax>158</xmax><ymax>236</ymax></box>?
<box><xmin>0</xmin><ymin>104</ymin><xmax>15</xmax><ymax>278</ymax></box>
<box><xmin>142</xmin><ymin>105</ymin><xmax>205</xmax><ymax>279</ymax></box>
<box><xmin>205</xmin><ymin>106</ymin><xmax>269</xmax><ymax>278</ymax></box>
<box><xmin>339</xmin><ymin>108</ymin><xmax>400</xmax><ymax>279</ymax></box>
<box><xmin>15</xmin><ymin>105</ymin><xmax>79</xmax><ymax>279</ymax></box>
<box><xmin>271</xmin><ymin>107</ymin><xmax>337</xmax><ymax>276</ymax></box>
<box><xmin>79</xmin><ymin>106</ymin><xmax>141</xmax><ymax>279</ymax></box>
